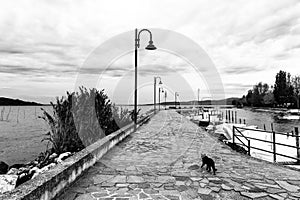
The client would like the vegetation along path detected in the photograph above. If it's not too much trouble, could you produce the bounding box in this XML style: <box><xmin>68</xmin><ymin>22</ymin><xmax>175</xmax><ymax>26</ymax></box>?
<box><xmin>59</xmin><ymin>110</ymin><xmax>300</xmax><ymax>200</ymax></box>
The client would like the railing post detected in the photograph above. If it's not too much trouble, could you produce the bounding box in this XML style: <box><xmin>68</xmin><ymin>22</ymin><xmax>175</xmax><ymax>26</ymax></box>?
<box><xmin>231</xmin><ymin>110</ymin><xmax>234</xmax><ymax>123</ymax></box>
<box><xmin>273</xmin><ymin>131</ymin><xmax>276</xmax><ymax>162</ymax></box>
<box><xmin>233</xmin><ymin>126</ymin><xmax>235</xmax><ymax>144</ymax></box>
<box><xmin>248</xmin><ymin>140</ymin><xmax>251</xmax><ymax>156</ymax></box>
<box><xmin>295</xmin><ymin>127</ymin><xmax>300</xmax><ymax>163</ymax></box>
<box><xmin>235</xmin><ymin>111</ymin><xmax>237</xmax><ymax>123</ymax></box>
<box><xmin>228</xmin><ymin>111</ymin><xmax>231</xmax><ymax>123</ymax></box>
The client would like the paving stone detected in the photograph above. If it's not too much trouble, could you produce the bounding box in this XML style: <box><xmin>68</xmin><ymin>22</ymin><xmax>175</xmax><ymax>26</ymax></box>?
<box><xmin>211</xmin><ymin>187</ymin><xmax>221</xmax><ymax>192</ymax></box>
<box><xmin>116</xmin><ymin>183</ymin><xmax>129</xmax><ymax>187</ymax></box>
<box><xmin>278</xmin><ymin>193</ymin><xmax>288</xmax><ymax>198</ymax></box>
<box><xmin>93</xmin><ymin>175</ymin><xmax>115</xmax><ymax>184</ymax></box>
<box><xmin>156</xmin><ymin>176</ymin><xmax>176</xmax><ymax>183</ymax></box>
<box><xmin>200</xmin><ymin>178</ymin><xmax>209</xmax><ymax>184</ymax></box>
<box><xmin>254</xmin><ymin>183</ymin><xmax>280</xmax><ymax>189</ymax></box>
<box><xmin>109</xmin><ymin>175</ymin><xmax>127</xmax><ymax>184</ymax></box>
<box><xmin>91</xmin><ymin>192</ymin><xmax>109</xmax><ymax>198</ymax></box>
<box><xmin>164</xmin><ymin>194</ymin><xmax>180</xmax><ymax>200</ymax></box>
<box><xmin>275</xmin><ymin>181</ymin><xmax>300</xmax><ymax>192</ymax></box>
<box><xmin>74</xmin><ymin>193</ymin><xmax>94</xmax><ymax>200</ymax></box>
<box><xmin>290</xmin><ymin>192</ymin><xmax>300</xmax><ymax>198</ymax></box>
<box><xmin>138</xmin><ymin>192</ymin><xmax>149</xmax><ymax>199</ymax></box>
<box><xmin>199</xmin><ymin>183</ymin><xmax>206</xmax><ymax>187</ymax></box>
<box><xmin>269</xmin><ymin>194</ymin><xmax>285</xmax><ymax>200</ymax></box>
<box><xmin>197</xmin><ymin>188</ymin><xmax>212</xmax><ymax>195</ymax></box>
<box><xmin>127</xmin><ymin>175</ymin><xmax>144</xmax><ymax>183</ymax></box>
<box><xmin>221</xmin><ymin>184</ymin><xmax>232</xmax><ymax>191</ymax></box>
<box><xmin>240</xmin><ymin>192</ymin><xmax>268</xmax><ymax>199</ymax></box>
<box><xmin>266</xmin><ymin>188</ymin><xmax>286</xmax><ymax>194</ymax></box>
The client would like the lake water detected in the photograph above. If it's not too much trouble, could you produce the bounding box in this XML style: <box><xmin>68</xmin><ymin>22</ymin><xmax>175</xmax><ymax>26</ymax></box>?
<box><xmin>1</xmin><ymin>105</ymin><xmax>299</xmax><ymax>166</ymax></box>
<box><xmin>0</xmin><ymin>105</ymin><xmax>153</xmax><ymax>165</ymax></box>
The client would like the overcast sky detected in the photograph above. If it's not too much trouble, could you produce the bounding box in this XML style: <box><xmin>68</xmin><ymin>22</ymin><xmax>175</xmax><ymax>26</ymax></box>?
<box><xmin>0</xmin><ymin>0</ymin><xmax>300</xmax><ymax>104</ymax></box>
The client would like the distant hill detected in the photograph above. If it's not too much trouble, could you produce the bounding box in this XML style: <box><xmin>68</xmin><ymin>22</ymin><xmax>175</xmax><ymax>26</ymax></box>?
<box><xmin>0</xmin><ymin>97</ymin><xmax>42</xmax><ymax>106</ymax></box>
<box><xmin>141</xmin><ymin>97</ymin><xmax>240</xmax><ymax>106</ymax></box>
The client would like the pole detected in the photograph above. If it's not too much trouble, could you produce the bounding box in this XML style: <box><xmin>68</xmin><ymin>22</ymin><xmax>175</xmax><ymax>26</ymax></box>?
<box><xmin>175</xmin><ymin>92</ymin><xmax>177</xmax><ymax>109</ymax></box>
<box><xmin>198</xmin><ymin>88</ymin><xmax>200</xmax><ymax>106</ymax></box>
<box><xmin>273</xmin><ymin>131</ymin><xmax>276</xmax><ymax>162</ymax></box>
<box><xmin>159</xmin><ymin>88</ymin><xmax>161</xmax><ymax>111</ymax></box>
<box><xmin>154</xmin><ymin>77</ymin><xmax>156</xmax><ymax>112</ymax></box>
<box><xmin>295</xmin><ymin>127</ymin><xmax>300</xmax><ymax>163</ymax></box>
<box><xmin>134</xmin><ymin>28</ymin><xmax>138</xmax><ymax>125</ymax></box>
<box><xmin>165</xmin><ymin>91</ymin><xmax>167</xmax><ymax>110</ymax></box>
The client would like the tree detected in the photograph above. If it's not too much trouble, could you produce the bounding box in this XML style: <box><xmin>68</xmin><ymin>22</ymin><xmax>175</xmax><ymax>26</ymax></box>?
<box><xmin>263</xmin><ymin>92</ymin><xmax>274</xmax><ymax>106</ymax></box>
<box><xmin>291</xmin><ymin>75</ymin><xmax>300</xmax><ymax>108</ymax></box>
<box><xmin>273</xmin><ymin>70</ymin><xmax>288</xmax><ymax>106</ymax></box>
<box><xmin>246</xmin><ymin>90</ymin><xmax>253</xmax><ymax>106</ymax></box>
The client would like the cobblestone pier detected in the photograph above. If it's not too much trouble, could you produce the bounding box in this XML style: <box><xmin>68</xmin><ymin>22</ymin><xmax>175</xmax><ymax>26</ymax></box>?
<box><xmin>59</xmin><ymin>110</ymin><xmax>300</xmax><ymax>200</ymax></box>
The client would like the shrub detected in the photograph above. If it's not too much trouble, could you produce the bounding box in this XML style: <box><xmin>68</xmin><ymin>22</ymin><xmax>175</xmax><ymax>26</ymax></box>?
<box><xmin>40</xmin><ymin>87</ymin><xmax>133</xmax><ymax>154</ymax></box>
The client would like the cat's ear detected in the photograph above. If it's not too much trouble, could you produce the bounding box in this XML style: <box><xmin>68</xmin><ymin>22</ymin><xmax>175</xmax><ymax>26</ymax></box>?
<box><xmin>201</xmin><ymin>153</ymin><xmax>206</xmax><ymax>157</ymax></box>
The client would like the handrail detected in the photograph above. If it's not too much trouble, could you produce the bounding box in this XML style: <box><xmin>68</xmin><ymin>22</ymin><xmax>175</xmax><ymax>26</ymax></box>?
<box><xmin>233</xmin><ymin>126</ymin><xmax>300</xmax><ymax>164</ymax></box>
<box><xmin>233</xmin><ymin>126</ymin><xmax>251</xmax><ymax>155</ymax></box>
<box><xmin>237</xmin><ymin>126</ymin><xmax>300</xmax><ymax>138</ymax></box>
<box><xmin>243</xmin><ymin>136</ymin><xmax>298</xmax><ymax>149</ymax></box>
<box><xmin>234</xmin><ymin>126</ymin><xmax>250</xmax><ymax>140</ymax></box>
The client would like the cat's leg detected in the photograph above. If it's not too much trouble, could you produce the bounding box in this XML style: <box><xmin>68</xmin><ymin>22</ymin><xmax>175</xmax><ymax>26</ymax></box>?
<box><xmin>207</xmin><ymin>165</ymin><xmax>211</xmax><ymax>172</ymax></box>
<box><xmin>201</xmin><ymin>163</ymin><xmax>205</xmax><ymax>168</ymax></box>
<box><xmin>212</xmin><ymin>163</ymin><xmax>217</xmax><ymax>175</ymax></box>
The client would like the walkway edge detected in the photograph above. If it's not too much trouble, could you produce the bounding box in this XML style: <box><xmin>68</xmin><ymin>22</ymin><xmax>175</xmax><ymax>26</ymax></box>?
<box><xmin>0</xmin><ymin>112</ymin><xmax>155</xmax><ymax>200</ymax></box>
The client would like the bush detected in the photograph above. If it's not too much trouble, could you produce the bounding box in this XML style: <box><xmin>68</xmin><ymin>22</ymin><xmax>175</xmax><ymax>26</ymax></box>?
<box><xmin>40</xmin><ymin>87</ymin><xmax>133</xmax><ymax>154</ymax></box>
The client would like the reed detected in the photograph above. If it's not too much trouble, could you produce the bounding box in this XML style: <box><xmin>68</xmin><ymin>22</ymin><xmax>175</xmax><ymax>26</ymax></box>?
<box><xmin>5</xmin><ymin>106</ymin><xmax>11</xmax><ymax>121</ymax></box>
<box><xmin>0</xmin><ymin>107</ymin><xmax>4</xmax><ymax>121</ymax></box>
<box><xmin>40</xmin><ymin>87</ymin><xmax>132</xmax><ymax>154</ymax></box>
<box><xmin>17</xmin><ymin>107</ymin><xmax>20</xmax><ymax>123</ymax></box>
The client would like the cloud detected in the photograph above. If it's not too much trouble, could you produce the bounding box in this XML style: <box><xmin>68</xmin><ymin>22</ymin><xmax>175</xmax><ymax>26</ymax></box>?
<box><xmin>0</xmin><ymin>0</ymin><xmax>300</xmax><ymax>102</ymax></box>
<box><xmin>222</xmin><ymin>65</ymin><xmax>265</xmax><ymax>75</ymax></box>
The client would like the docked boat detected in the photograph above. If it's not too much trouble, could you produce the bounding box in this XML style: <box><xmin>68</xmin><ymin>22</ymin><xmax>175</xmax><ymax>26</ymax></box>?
<box><xmin>277</xmin><ymin>109</ymin><xmax>300</xmax><ymax>120</ymax></box>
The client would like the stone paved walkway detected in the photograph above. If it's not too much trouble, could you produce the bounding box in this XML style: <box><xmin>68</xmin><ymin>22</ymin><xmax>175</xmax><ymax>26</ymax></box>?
<box><xmin>58</xmin><ymin>110</ymin><xmax>300</xmax><ymax>200</ymax></box>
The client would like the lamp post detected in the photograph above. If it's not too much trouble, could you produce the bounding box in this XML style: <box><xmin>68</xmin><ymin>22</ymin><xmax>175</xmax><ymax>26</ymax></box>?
<box><xmin>159</xmin><ymin>87</ymin><xmax>164</xmax><ymax>111</ymax></box>
<box><xmin>164</xmin><ymin>90</ymin><xmax>167</xmax><ymax>110</ymax></box>
<box><xmin>154</xmin><ymin>76</ymin><xmax>162</xmax><ymax>112</ymax></box>
<box><xmin>134</xmin><ymin>28</ymin><xmax>156</xmax><ymax>124</ymax></box>
<box><xmin>198</xmin><ymin>88</ymin><xmax>200</xmax><ymax>106</ymax></box>
<box><xmin>175</xmin><ymin>92</ymin><xmax>179</xmax><ymax>108</ymax></box>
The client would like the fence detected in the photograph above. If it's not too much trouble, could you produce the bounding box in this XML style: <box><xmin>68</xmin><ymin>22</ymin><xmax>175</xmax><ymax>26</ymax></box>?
<box><xmin>233</xmin><ymin>126</ymin><xmax>300</xmax><ymax>164</ymax></box>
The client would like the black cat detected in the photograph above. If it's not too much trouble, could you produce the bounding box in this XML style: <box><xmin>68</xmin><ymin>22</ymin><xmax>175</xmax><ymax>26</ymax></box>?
<box><xmin>201</xmin><ymin>154</ymin><xmax>217</xmax><ymax>175</ymax></box>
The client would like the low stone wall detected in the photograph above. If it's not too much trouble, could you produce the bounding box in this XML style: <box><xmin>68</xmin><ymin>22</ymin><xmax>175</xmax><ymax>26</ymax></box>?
<box><xmin>0</xmin><ymin>112</ymin><xmax>154</xmax><ymax>200</ymax></box>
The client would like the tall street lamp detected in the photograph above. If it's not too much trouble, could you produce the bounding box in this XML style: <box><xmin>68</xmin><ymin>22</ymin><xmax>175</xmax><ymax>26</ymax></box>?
<box><xmin>134</xmin><ymin>28</ymin><xmax>156</xmax><ymax>124</ymax></box>
<box><xmin>175</xmin><ymin>92</ymin><xmax>179</xmax><ymax>109</ymax></box>
<box><xmin>159</xmin><ymin>87</ymin><xmax>164</xmax><ymax>111</ymax></box>
<box><xmin>154</xmin><ymin>76</ymin><xmax>162</xmax><ymax>112</ymax></box>
<box><xmin>164</xmin><ymin>90</ymin><xmax>167</xmax><ymax>110</ymax></box>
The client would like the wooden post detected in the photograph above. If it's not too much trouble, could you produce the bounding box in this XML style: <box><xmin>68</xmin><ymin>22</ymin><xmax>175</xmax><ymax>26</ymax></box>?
<box><xmin>295</xmin><ymin>127</ymin><xmax>300</xmax><ymax>163</ymax></box>
<box><xmin>225</xmin><ymin>110</ymin><xmax>228</xmax><ymax>121</ymax></box>
<box><xmin>263</xmin><ymin>124</ymin><xmax>266</xmax><ymax>131</ymax></box>
<box><xmin>271</xmin><ymin>123</ymin><xmax>274</xmax><ymax>132</ymax></box>
<box><xmin>235</xmin><ymin>111</ymin><xmax>237</xmax><ymax>123</ymax></box>
<box><xmin>272</xmin><ymin>131</ymin><xmax>276</xmax><ymax>162</ymax></box>
<box><xmin>239</xmin><ymin>118</ymin><xmax>242</xmax><ymax>124</ymax></box>
<box><xmin>243</xmin><ymin>119</ymin><xmax>246</xmax><ymax>124</ymax></box>
<box><xmin>233</xmin><ymin>126</ymin><xmax>235</xmax><ymax>144</ymax></box>
<box><xmin>228</xmin><ymin>111</ymin><xmax>231</xmax><ymax>123</ymax></box>
<box><xmin>231</xmin><ymin>110</ymin><xmax>234</xmax><ymax>123</ymax></box>
<box><xmin>248</xmin><ymin>140</ymin><xmax>251</xmax><ymax>156</ymax></box>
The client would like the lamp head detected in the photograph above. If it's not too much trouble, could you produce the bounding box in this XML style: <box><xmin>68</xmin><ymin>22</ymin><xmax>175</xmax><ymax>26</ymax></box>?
<box><xmin>145</xmin><ymin>41</ymin><xmax>157</xmax><ymax>50</ymax></box>
<box><xmin>159</xmin><ymin>80</ymin><xmax>163</xmax><ymax>85</ymax></box>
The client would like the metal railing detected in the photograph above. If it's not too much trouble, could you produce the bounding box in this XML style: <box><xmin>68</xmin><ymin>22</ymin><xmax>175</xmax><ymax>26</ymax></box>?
<box><xmin>232</xmin><ymin>126</ymin><xmax>300</xmax><ymax>164</ymax></box>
